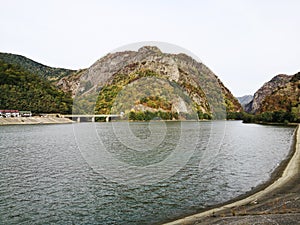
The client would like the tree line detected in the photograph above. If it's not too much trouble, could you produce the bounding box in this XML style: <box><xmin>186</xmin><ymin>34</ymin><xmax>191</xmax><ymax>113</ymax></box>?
<box><xmin>227</xmin><ymin>111</ymin><xmax>300</xmax><ymax>124</ymax></box>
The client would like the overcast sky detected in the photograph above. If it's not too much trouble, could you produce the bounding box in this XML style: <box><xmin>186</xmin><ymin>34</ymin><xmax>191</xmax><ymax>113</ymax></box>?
<box><xmin>1</xmin><ymin>0</ymin><xmax>300</xmax><ymax>96</ymax></box>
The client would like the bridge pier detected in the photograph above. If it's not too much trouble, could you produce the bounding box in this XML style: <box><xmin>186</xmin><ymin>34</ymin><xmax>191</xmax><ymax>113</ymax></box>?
<box><xmin>77</xmin><ymin>117</ymin><xmax>80</xmax><ymax>123</ymax></box>
<box><xmin>92</xmin><ymin>117</ymin><xmax>95</xmax><ymax>122</ymax></box>
<box><xmin>106</xmin><ymin>116</ymin><xmax>110</xmax><ymax>122</ymax></box>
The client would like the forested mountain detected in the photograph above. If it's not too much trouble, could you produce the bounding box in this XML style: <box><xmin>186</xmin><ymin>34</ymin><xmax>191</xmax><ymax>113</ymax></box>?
<box><xmin>2</xmin><ymin>49</ymin><xmax>298</xmax><ymax>124</ymax></box>
<box><xmin>245</xmin><ymin>75</ymin><xmax>292</xmax><ymax>113</ymax></box>
<box><xmin>2</xmin><ymin>49</ymin><xmax>298</xmax><ymax>123</ymax></box>
<box><xmin>243</xmin><ymin>72</ymin><xmax>300</xmax><ymax>123</ymax></box>
<box><xmin>0</xmin><ymin>60</ymin><xmax>72</xmax><ymax>114</ymax></box>
<box><xmin>257</xmin><ymin>72</ymin><xmax>300</xmax><ymax>114</ymax></box>
<box><xmin>0</xmin><ymin>52</ymin><xmax>75</xmax><ymax>82</ymax></box>
<box><xmin>59</xmin><ymin>46</ymin><xmax>242</xmax><ymax>120</ymax></box>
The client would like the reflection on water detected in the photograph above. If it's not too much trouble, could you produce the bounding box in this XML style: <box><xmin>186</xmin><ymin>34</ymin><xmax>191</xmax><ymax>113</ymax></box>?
<box><xmin>0</xmin><ymin>121</ymin><xmax>295</xmax><ymax>224</ymax></box>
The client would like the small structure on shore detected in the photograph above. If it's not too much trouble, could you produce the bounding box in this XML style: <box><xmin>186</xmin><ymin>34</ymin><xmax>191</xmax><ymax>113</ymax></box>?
<box><xmin>19</xmin><ymin>111</ymin><xmax>32</xmax><ymax>117</ymax></box>
<box><xmin>0</xmin><ymin>110</ymin><xmax>32</xmax><ymax>118</ymax></box>
<box><xmin>0</xmin><ymin>110</ymin><xmax>20</xmax><ymax>118</ymax></box>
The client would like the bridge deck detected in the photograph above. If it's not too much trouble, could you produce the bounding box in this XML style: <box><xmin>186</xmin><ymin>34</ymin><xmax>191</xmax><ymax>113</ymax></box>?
<box><xmin>62</xmin><ymin>115</ymin><xmax>120</xmax><ymax>118</ymax></box>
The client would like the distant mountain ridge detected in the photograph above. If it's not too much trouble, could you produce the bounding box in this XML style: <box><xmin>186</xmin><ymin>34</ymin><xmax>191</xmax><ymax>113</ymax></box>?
<box><xmin>0</xmin><ymin>52</ymin><xmax>75</xmax><ymax>82</ymax></box>
<box><xmin>237</xmin><ymin>95</ymin><xmax>253</xmax><ymax>109</ymax></box>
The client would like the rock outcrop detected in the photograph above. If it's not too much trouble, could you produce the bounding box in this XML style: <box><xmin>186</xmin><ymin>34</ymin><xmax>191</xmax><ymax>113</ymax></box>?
<box><xmin>56</xmin><ymin>69</ymin><xmax>86</xmax><ymax>97</ymax></box>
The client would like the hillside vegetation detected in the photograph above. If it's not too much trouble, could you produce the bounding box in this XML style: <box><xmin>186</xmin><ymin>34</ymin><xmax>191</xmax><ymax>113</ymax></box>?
<box><xmin>0</xmin><ymin>52</ymin><xmax>75</xmax><ymax>82</ymax></box>
<box><xmin>243</xmin><ymin>72</ymin><xmax>300</xmax><ymax>123</ymax></box>
<box><xmin>67</xmin><ymin>46</ymin><xmax>242</xmax><ymax>120</ymax></box>
<box><xmin>2</xmin><ymin>49</ymin><xmax>298</xmax><ymax>123</ymax></box>
<box><xmin>0</xmin><ymin>60</ymin><xmax>72</xmax><ymax>114</ymax></box>
<box><xmin>259</xmin><ymin>72</ymin><xmax>300</xmax><ymax>114</ymax></box>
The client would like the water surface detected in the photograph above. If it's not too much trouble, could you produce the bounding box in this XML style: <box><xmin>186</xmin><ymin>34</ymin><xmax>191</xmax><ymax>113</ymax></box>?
<box><xmin>0</xmin><ymin>121</ymin><xmax>295</xmax><ymax>224</ymax></box>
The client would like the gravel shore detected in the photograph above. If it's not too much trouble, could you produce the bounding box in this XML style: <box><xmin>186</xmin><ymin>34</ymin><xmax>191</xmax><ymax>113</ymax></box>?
<box><xmin>165</xmin><ymin>125</ymin><xmax>300</xmax><ymax>225</ymax></box>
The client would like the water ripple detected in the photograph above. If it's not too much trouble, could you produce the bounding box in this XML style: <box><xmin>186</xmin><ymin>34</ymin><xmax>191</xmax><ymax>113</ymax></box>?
<box><xmin>0</xmin><ymin>122</ymin><xmax>295</xmax><ymax>224</ymax></box>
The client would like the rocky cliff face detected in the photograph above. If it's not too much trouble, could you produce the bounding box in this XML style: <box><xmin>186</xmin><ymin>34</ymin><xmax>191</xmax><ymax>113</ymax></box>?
<box><xmin>245</xmin><ymin>74</ymin><xmax>292</xmax><ymax>113</ymax></box>
<box><xmin>59</xmin><ymin>46</ymin><xmax>242</xmax><ymax>118</ymax></box>
<box><xmin>56</xmin><ymin>69</ymin><xmax>86</xmax><ymax>96</ymax></box>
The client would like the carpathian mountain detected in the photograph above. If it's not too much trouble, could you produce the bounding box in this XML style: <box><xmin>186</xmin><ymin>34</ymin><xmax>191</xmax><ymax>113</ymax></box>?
<box><xmin>0</xmin><ymin>48</ymin><xmax>242</xmax><ymax>119</ymax></box>
<box><xmin>245</xmin><ymin>73</ymin><xmax>300</xmax><ymax>115</ymax></box>
<box><xmin>58</xmin><ymin>46</ymin><xmax>242</xmax><ymax>119</ymax></box>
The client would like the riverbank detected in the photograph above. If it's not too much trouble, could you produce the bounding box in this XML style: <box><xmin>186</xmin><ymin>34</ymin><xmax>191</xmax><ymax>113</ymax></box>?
<box><xmin>0</xmin><ymin>116</ymin><xmax>73</xmax><ymax>125</ymax></box>
<box><xmin>165</xmin><ymin>124</ymin><xmax>300</xmax><ymax>225</ymax></box>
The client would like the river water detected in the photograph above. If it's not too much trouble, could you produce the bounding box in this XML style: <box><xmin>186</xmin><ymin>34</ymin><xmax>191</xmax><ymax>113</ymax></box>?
<box><xmin>0</xmin><ymin>121</ymin><xmax>295</xmax><ymax>224</ymax></box>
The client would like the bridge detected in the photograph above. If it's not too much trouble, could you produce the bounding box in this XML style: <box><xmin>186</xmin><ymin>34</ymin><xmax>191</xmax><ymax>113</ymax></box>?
<box><xmin>62</xmin><ymin>114</ymin><xmax>121</xmax><ymax>122</ymax></box>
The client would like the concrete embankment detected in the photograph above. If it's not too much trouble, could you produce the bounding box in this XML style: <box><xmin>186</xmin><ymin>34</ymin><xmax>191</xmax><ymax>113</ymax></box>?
<box><xmin>165</xmin><ymin>124</ymin><xmax>300</xmax><ymax>225</ymax></box>
<box><xmin>0</xmin><ymin>117</ymin><xmax>73</xmax><ymax>125</ymax></box>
